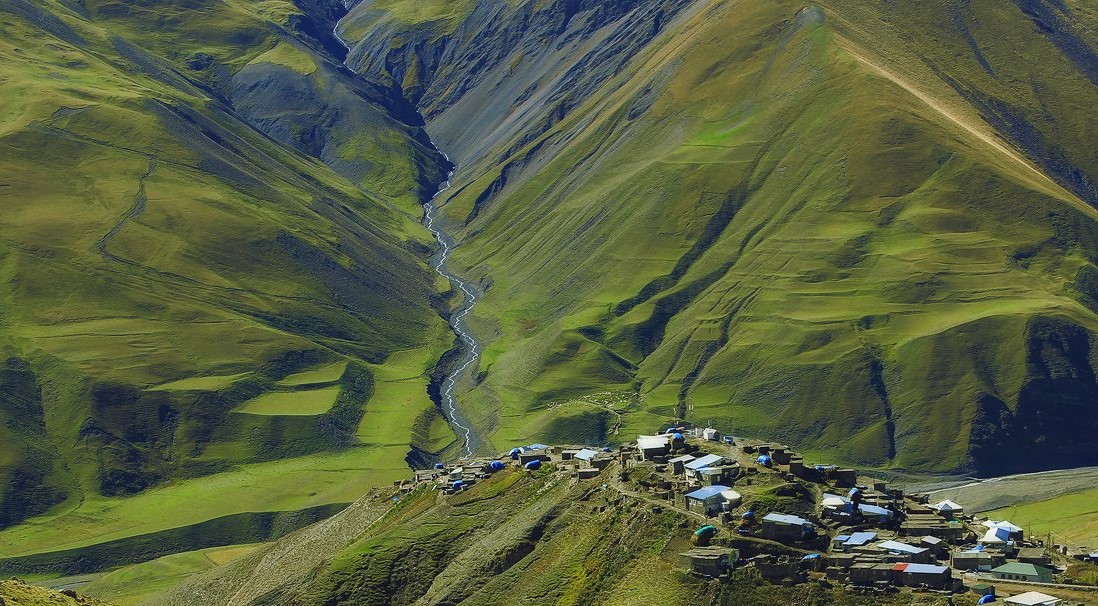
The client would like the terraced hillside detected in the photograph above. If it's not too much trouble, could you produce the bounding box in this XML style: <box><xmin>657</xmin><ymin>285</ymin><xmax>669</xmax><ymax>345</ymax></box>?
<box><xmin>343</xmin><ymin>0</ymin><xmax>1098</xmax><ymax>473</ymax></box>
<box><xmin>0</xmin><ymin>0</ymin><xmax>458</xmax><ymax>570</ymax></box>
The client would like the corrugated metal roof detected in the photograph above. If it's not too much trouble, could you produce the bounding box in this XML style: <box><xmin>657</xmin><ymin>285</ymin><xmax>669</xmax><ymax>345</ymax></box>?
<box><xmin>844</xmin><ymin>531</ymin><xmax>877</xmax><ymax>546</ymax></box>
<box><xmin>685</xmin><ymin>454</ymin><xmax>724</xmax><ymax>470</ymax></box>
<box><xmin>858</xmin><ymin>503</ymin><xmax>893</xmax><ymax>517</ymax></box>
<box><xmin>686</xmin><ymin>485</ymin><xmax>732</xmax><ymax>500</ymax></box>
<box><xmin>991</xmin><ymin>562</ymin><xmax>1052</xmax><ymax>575</ymax></box>
<box><xmin>878</xmin><ymin>540</ymin><xmax>927</xmax><ymax>554</ymax></box>
<box><xmin>575</xmin><ymin>448</ymin><xmax>598</xmax><ymax>461</ymax></box>
<box><xmin>762</xmin><ymin>513</ymin><xmax>810</xmax><ymax>526</ymax></box>
<box><xmin>637</xmin><ymin>435</ymin><xmax>669</xmax><ymax>449</ymax></box>
<box><xmin>897</xmin><ymin>563</ymin><xmax>948</xmax><ymax>574</ymax></box>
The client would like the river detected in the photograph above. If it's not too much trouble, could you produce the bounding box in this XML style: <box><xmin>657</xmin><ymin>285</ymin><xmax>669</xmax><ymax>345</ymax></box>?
<box><xmin>423</xmin><ymin>159</ymin><xmax>483</xmax><ymax>458</ymax></box>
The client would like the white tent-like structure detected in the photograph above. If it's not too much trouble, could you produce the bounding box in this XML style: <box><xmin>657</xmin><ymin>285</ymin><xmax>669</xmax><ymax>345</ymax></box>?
<box><xmin>931</xmin><ymin>500</ymin><xmax>964</xmax><ymax>514</ymax></box>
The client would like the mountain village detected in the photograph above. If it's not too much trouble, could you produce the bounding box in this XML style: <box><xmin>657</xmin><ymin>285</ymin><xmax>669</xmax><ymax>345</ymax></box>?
<box><xmin>406</xmin><ymin>428</ymin><xmax>1098</xmax><ymax>606</ymax></box>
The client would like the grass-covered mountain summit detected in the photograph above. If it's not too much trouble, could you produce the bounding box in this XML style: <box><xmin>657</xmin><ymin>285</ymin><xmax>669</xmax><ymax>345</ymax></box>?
<box><xmin>343</xmin><ymin>0</ymin><xmax>1098</xmax><ymax>474</ymax></box>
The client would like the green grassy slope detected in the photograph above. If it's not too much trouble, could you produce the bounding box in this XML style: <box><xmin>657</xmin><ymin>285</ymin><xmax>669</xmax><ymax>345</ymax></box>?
<box><xmin>346</xmin><ymin>0</ymin><xmax>1098</xmax><ymax>473</ymax></box>
<box><xmin>147</xmin><ymin>465</ymin><xmax>975</xmax><ymax>606</ymax></box>
<box><xmin>0</xmin><ymin>0</ymin><xmax>455</xmax><ymax>569</ymax></box>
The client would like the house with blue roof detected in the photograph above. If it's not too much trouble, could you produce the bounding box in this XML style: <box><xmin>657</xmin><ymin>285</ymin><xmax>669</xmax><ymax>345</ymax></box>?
<box><xmin>685</xmin><ymin>484</ymin><xmax>732</xmax><ymax>516</ymax></box>
<box><xmin>832</xmin><ymin>531</ymin><xmax>877</xmax><ymax>551</ymax></box>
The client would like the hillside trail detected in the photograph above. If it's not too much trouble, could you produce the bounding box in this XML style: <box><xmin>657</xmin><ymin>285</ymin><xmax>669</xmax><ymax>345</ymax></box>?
<box><xmin>835</xmin><ymin>36</ymin><xmax>1090</xmax><ymax>212</ymax></box>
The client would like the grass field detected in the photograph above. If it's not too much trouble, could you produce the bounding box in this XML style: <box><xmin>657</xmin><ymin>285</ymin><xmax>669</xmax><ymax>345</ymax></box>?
<box><xmin>235</xmin><ymin>386</ymin><xmax>343</xmax><ymax>415</ymax></box>
<box><xmin>0</xmin><ymin>447</ymin><xmax>409</xmax><ymax>559</ymax></box>
<box><xmin>989</xmin><ymin>487</ymin><xmax>1098</xmax><ymax>548</ymax></box>
<box><xmin>149</xmin><ymin>374</ymin><xmax>251</xmax><ymax>392</ymax></box>
<box><xmin>277</xmin><ymin>362</ymin><xmax>348</xmax><ymax>386</ymax></box>
<box><xmin>80</xmin><ymin>544</ymin><xmax>266</xmax><ymax>605</ymax></box>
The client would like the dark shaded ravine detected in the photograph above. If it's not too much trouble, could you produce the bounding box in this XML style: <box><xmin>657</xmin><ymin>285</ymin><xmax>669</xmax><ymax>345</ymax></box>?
<box><xmin>325</xmin><ymin>16</ymin><xmax>483</xmax><ymax>458</ymax></box>
<box><xmin>423</xmin><ymin>159</ymin><xmax>483</xmax><ymax>457</ymax></box>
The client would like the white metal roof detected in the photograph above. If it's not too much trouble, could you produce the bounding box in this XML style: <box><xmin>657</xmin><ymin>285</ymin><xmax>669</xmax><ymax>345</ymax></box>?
<box><xmin>877</xmin><ymin>540</ymin><xmax>927</xmax><ymax>555</ymax></box>
<box><xmin>575</xmin><ymin>448</ymin><xmax>598</xmax><ymax>461</ymax></box>
<box><xmin>684</xmin><ymin>454</ymin><xmax>724</xmax><ymax>470</ymax></box>
<box><xmin>1004</xmin><ymin>591</ymin><xmax>1062</xmax><ymax>605</ymax></box>
<box><xmin>637</xmin><ymin>435</ymin><xmax>669</xmax><ymax>450</ymax></box>
<box><xmin>932</xmin><ymin>499</ymin><xmax>963</xmax><ymax>511</ymax></box>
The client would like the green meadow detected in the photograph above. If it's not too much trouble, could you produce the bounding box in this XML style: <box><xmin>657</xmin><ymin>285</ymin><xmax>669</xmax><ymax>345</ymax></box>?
<box><xmin>80</xmin><ymin>544</ymin><xmax>266</xmax><ymax>605</ymax></box>
<box><xmin>236</xmin><ymin>386</ymin><xmax>343</xmax><ymax>416</ymax></box>
<box><xmin>989</xmin><ymin>487</ymin><xmax>1098</xmax><ymax>548</ymax></box>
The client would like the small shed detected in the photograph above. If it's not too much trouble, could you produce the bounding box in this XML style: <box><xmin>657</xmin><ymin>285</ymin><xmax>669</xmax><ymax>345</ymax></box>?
<box><xmin>920</xmin><ymin>535</ymin><xmax>946</xmax><ymax>557</ymax></box>
<box><xmin>669</xmin><ymin>454</ymin><xmax>696</xmax><ymax>475</ymax></box>
<box><xmin>720</xmin><ymin>489</ymin><xmax>742</xmax><ymax>509</ymax></box>
<box><xmin>702</xmin><ymin>427</ymin><xmax>720</xmax><ymax>441</ymax></box>
<box><xmin>1016</xmin><ymin>547</ymin><xmax>1051</xmax><ymax>566</ymax></box>
<box><xmin>680</xmin><ymin>546</ymin><xmax>736</xmax><ymax>577</ymax></box>
<box><xmin>850</xmin><ymin>562</ymin><xmax>895</xmax><ymax>585</ymax></box>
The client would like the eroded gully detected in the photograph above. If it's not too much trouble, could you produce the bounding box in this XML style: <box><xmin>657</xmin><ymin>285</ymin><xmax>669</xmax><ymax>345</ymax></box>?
<box><xmin>423</xmin><ymin>160</ymin><xmax>483</xmax><ymax>458</ymax></box>
<box><xmin>330</xmin><ymin>23</ymin><xmax>483</xmax><ymax>459</ymax></box>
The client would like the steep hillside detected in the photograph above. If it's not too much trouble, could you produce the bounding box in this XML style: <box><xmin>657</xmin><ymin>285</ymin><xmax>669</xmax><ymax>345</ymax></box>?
<box><xmin>0</xmin><ymin>579</ymin><xmax>117</xmax><ymax>606</ymax></box>
<box><xmin>147</xmin><ymin>465</ymin><xmax>960</xmax><ymax>606</ymax></box>
<box><xmin>343</xmin><ymin>0</ymin><xmax>1098</xmax><ymax>473</ymax></box>
<box><xmin>0</xmin><ymin>0</ymin><xmax>456</xmax><ymax>569</ymax></box>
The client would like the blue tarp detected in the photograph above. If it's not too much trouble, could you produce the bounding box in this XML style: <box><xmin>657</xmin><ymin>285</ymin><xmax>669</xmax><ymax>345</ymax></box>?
<box><xmin>509</xmin><ymin>448</ymin><xmax>522</xmax><ymax>459</ymax></box>
<box><xmin>756</xmin><ymin>455</ymin><xmax>773</xmax><ymax>466</ymax></box>
<box><xmin>488</xmin><ymin>461</ymin><xmax>505</xmax><ymax>472</ymax></box>
<box><xmin>434</xmin><ymin>462</ymin><xmax>445</xmax><ymax>469</ymax></box>
<box><xmin>524</xmin><ymin>459</ymin><xmax>542</xmax><ymax>470</ymax></box>
<box><xmin>801</xmin><ymin>554</ymin><xmax>821</xmax><ymax>560</ymax></box>
<box><xmin>977</xmin><ymin>594</ymin><xmax>996</xmax><ymax>604</ymax></box>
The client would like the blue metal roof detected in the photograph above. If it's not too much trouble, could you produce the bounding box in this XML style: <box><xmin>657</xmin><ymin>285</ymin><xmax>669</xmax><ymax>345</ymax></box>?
<box><xmin>575</xmin><ymin>448</ymin><xmax>598</xmax><ymax>461</ymax></box>
<box><xmin>686</xmin><ymin>485</ymin><xmax>732</xmax><ymax>500</ymax></box>
<box><xmin>844</xmin><ymin>531</ymin><xmax>877</xmax><ymax>546</ymax></box>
